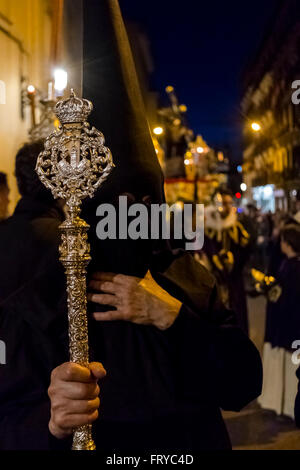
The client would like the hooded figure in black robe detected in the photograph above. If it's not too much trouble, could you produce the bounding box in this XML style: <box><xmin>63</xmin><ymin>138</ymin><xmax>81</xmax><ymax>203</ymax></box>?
<box><xmin>255</xmin><ymin>225</ymin><xmax>300</xmax><ymax>418</ymax></box>
<box><xmin>201</xmin><ymin>191</ymin><xmax>252</xmax><ymax>335</ymax></box>
<box><xmin>0</xmin><ymin>0</ymin><xmax>262</xmax><ymax>451</ymax></box>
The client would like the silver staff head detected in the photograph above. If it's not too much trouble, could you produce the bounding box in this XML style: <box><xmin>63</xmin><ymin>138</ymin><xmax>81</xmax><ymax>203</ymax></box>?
<box><xmin>36</xmin><ymin>89</ymin><xmax>114</xmax><ymax>216</ymax></box>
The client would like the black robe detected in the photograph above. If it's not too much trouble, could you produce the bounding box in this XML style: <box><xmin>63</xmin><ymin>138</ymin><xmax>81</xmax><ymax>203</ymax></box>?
<box><xmin>0</xmin><ymin>197</ymin><xmax>262</xmax><ymax>450</ymax></box>
<box><xmin>264</xmin><ymin>255</ymin><xmax>300</xmax><ymax>350</ymax></box>
<box><xmin>202</xmin><ymin>215</ymin><xmax>251</xmax><ymax>335</ymax></box>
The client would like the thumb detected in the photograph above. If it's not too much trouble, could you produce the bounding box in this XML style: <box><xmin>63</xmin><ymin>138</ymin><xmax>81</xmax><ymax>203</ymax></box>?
<box><xmin>89</xmin><ymin>362</ymin><xmax>107</xmax><ymax>381</ymax></box>
<box><xmin>144</xmin><ymin>270</ymin><xmax>153</xmax><ymax>281</ymax></box>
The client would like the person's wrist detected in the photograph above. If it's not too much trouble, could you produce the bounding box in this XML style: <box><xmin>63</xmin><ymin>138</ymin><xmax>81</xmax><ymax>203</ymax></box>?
<box><xmin>49</xmin><ymin>419</ymin><xmax>72</xmax><ymax>440</ymax></box>
<box><xmin>155</xmin><ymin>298</ymin><xmax>182</xmax><ymax>330</ymax></box>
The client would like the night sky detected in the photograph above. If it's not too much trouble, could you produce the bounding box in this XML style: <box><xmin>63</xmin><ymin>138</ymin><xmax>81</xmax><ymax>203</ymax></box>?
<box><xmin>120</xmin><ymin>0</ymin><xmax>279</xmax><ymax>160</ymax></box>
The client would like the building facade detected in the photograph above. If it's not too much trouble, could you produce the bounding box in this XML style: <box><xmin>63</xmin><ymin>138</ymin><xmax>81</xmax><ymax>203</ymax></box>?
<box><xmin>0</xmin><ymin>0</ymin><xmax>78</xmax><ymax>212</ymax></box>
<box><xmin>0</xmin><ymin>0</ymin><xmax>61</xmax><ymax>211</ymax></box>
<box><xmin>241</xmin><ymin>0</ymin><xmax>300</xmax><ymax>212</ymax></box>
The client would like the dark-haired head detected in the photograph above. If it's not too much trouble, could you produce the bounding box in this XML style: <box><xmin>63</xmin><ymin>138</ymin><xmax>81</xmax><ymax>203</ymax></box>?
<box><xmin>218</xmin><ymin>187</ymin><xmax>234</xmax><ymax>218</ymax></box>
<box><xmin>15</xmin><ymin>140</ymin><xmax>53</xmax><ymax>204</ymax></box>
<box><xmin>219</xmin><ymin>187</ymin><xmax>234</xmax><ymax>198</ymax></box>
<box><xmin>0</xmin><ymin>172</ymin><xmax>9</xmax><ymax>220</ymax></box>
<box><xmin>0</xmin><ymin>172</ymin><xmax>8</xmax><ymax>190</ymax></box>
<box><xmin>281</xmin><ymin>224</ymin><xmax>300</xmax><ymax>257</ymax></box>
<box><xmin>246</xmin><ymin>203</ymin><xmax>257</xmax><ymax>216</ymax></box>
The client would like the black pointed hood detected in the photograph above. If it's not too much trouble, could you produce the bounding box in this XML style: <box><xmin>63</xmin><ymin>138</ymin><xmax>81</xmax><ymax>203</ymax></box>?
<box><xmin>82</xmin><ymin>0</ymin><xmax>164</xmax><ymax>207</ymax></box>
<box><xmin>81</xmin><ymin>0</ymin><xmax>165</xmax><ymax>276</ymax></box>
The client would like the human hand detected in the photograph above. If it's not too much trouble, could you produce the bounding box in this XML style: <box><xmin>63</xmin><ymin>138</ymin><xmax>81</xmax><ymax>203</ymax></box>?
<box><xmin>88</xmin><ymin>271</ymin><xmax>182</xmax><ymax>330</ymax></box>
<box><xmin>48</xmin><ymin>362</ymin><xmax>106</xmax><ymax>439</ymax></box>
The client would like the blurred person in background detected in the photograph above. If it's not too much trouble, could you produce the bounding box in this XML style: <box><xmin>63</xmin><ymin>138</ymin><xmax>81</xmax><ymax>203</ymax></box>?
<box><xmin>255</xmin><ymin>211</ymin><xmax>272</xmax><ymax>272</ymax></box>
<box><xmin>267</xmin><ymin>212</ymin><xmax>296</xmax><ymax>278</ymax></box>
<box><xmin>294</xmin><ymin>196</ymin><xmax>300</xmax><ymax>225</ymax></box>
<box><xmin>240</xmin><ymin>204</ymin><xmax>258</xmax><ymax>292</ymax></box>
<box><xmin>0</xmin><ymin>141</ymin><xmax>69</xmax><ymax>449</ymax></box>
<box><xmin>0</xmin><ymin>172</ymin><xmax>10</xmax><ymax>221</ymax></box>
<box><xmin>240</xmin><ymin>203</ymin><xmax>259</xmax><ymax>245</ymax></box>
<box><xmin>254</xmin><ymin>224</ymin><xmax>300</xmax><ymax>419</ymax></box>
<box><xmin>200</xmin><ymin>188</ymin><xmax>252</xmax><ymax>334</ymax></box>
<box><xmin>0</xmin><ymin>141</ymin><xmax>65</xmax><ymax>305</ymax></box>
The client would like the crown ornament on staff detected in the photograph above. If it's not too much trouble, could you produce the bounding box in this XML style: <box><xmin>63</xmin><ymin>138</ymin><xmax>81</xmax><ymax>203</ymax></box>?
<box><xmin>36</xmin><ymin>90</ymin><xmax>114</xmax><ymax>451</ymax></box>
<box><xmin>36</xmin><ymin>89</ymin><xmax>114</xmax><ymax>216</ymax></box>
<box><xmin>54</xmin><ymin>90</ymin><xmax>93</xmax><ymax>124</ymax></box>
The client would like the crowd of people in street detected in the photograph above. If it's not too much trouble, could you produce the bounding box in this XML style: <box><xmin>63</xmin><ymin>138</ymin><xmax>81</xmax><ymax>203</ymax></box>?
<box><xmin>244</xmin><ymin>201</ymin><xmax>300</xmax><ymax>422</ymax></box>
<box><xmin>196</xmin><ymin>192</ymin><xmax>300</xmax><ymax>424</ymax></box>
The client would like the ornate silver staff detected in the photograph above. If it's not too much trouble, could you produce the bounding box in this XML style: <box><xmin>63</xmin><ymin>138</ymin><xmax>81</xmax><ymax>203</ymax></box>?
<box><xmin>36</xmin><ymin>89</ymin><xmax>114</xmax><ymax>450</ymax></box>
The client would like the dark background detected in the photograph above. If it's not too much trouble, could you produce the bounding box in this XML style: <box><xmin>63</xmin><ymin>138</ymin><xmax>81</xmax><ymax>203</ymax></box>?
<box><xmin>120</xmin><ymin>0</ymin><xmax>280</xmax><ymax>159</ymax></box>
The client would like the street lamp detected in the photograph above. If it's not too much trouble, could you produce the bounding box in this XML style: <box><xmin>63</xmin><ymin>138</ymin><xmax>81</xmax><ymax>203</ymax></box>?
<box><xmin>240</xmin><ymin>183</ymin><xmax>247</xmax><ymax>192</ymax></box>
<box><xmin>179</xmin><ymin>104</ymin><xmax>187</xmax><ymax>113</ymax></box>
<box><xmin>251</xmin><ymin>122</ymin><xmax>261</xmax><ymax>132</ymax></box>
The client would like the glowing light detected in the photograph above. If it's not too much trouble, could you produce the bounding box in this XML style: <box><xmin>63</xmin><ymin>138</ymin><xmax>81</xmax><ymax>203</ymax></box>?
<box><xmin>235</xmin><ymin>192</ymin><xmax>242</xmax><ymax>199</ymax></box>
<box><xmin>197</xmin><ymin>147</ymin><xmax>204</xmax><ymax>154</ymax></box>
<box><xmin>179</xmin><ymin>104</ymin><xmax>187</xmax><ymax>112</ymax></box>
<box><xmin>251</xmin><ymin>122</ymin><xmax>261</xmax><ymax>132</ymax></box>
<box><xmin>54</xmin><ymin>69</ymin><xmax>68</xmax><ymax>94</ymax></box>
<box><xmin>27</xmin><ymin>85</ymin><xmax>35</xmax><ymax>94</ymax></box>
<box><xmin>174</xmin><ymin>201</ymin><xmax>184</xmax><ymax>211</ymax></box>
<box><xmin>237</xmin><ymin>165</ymin><xmax>243</xmax><ymax>173</ymax></box>
<box><xmin>166</xmin><ymin>86</ymin><xmax>174</xmax><ymax>93</ymax></box>
<box><xmin>155</xmin><ymin>149</ymin><xmax>159</xmax><ymax>154</ymax></box>
<box><xmin>48</xmin><ymin>81</ymin><xmax>54</xmax><ymax>100</ymax></box>
<box><xmin>153</xmin><ymin>127</ymin><xmax>164</xmax><ymax>135</ymax></box>
<box><xmin>240</xmin><ymin>183</ymin><xmax>247</xmax><ymax>192</ymax></box>
<box><xmin>184</xmin><ymin>159</ymin><xmax>190</xmax><ymax>166</ymax></box>
<box><xmin>173</xmin><ymin>118</ymin><xmax>181</xmax><ymax>126</ymax></box>
<box><xmin>264</xmin><ymin>185</ymin><xmax>273</xmax><ymax>197</ymax></box>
